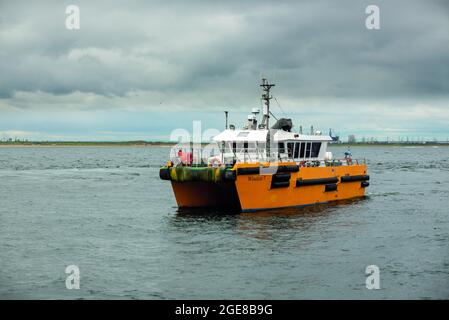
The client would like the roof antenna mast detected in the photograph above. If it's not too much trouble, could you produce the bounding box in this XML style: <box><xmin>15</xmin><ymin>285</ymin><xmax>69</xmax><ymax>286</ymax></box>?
<box><xmin>260</xmin><ymin>78</ymin><xmax>275</xmax><ymax>129</ymax></box>
<box><xmin>260</xmin><ymin>78</ymin><xmax>275</xmax><ymax>160</ymax></box>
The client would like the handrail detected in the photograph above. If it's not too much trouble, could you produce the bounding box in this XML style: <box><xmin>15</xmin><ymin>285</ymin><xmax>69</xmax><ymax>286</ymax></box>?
<box><xmin>170</xmin><ymin>145</ymin><xmax>367</xmax><ymax>167</ymax></box>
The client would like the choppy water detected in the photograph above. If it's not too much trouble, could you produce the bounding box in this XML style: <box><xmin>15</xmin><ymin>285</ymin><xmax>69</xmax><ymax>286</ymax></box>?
<box><xmin>0</xmin><ymin>145</ymin><xmax>448</xmax><ymax>299</ymax></box>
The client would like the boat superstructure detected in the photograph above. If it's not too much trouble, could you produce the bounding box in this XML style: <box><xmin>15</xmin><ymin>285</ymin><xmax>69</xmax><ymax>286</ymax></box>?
<box><xmin>160</xmin><ymin>79</ymin><xmax>369</xmax><ymax>212</ymax></box>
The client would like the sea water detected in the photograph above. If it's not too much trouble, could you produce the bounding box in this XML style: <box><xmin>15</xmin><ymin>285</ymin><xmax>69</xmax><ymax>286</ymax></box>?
<box><xmin>0</xmin><ymin>145</ymin><xmax>448</xmax><ymax>299</ymax></box>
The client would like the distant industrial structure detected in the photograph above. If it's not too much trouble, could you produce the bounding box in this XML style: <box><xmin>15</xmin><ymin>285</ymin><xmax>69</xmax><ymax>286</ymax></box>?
<box><xmin>341</xmin><ymin>134</ymin><xmax>449</xmax><ymax>145</ymax></box>
<box><xmin>348</xmin><ymin>135</ymin><xmax>356</xmax><ymax>143</ymax></box>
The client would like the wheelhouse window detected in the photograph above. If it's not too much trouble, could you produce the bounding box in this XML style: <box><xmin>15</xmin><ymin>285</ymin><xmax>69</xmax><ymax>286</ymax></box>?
<box><xmin>311</xmin><ymin>142</ymin><xmax>321</xmax><ymax>158</ymax></box>
<box><xmin>305</xmin><ymin>142</ymin><xmax>311</xmax><ymax>158</ymax></box>
<box><xmin>219</xmin><ymin>141</ymin><xmax>226</xmax><ymax>154</ymax></box>
<box><xmin>257</xmin><ymin>142</ymin><xmax>266</xmax><ymax>156</ymax></box>
<box><xmin>278</xmin><ymin>142</ymin><xmax>285</xmax><ymax>153</ymax></box>
<box><xmin>287</xmin><ymin>142</ymin><xmax>294</xmax><ymax>158</ymax></box>
<box><xmin>248</xmin><ymin>142</ymin><xmax>256</xmax><ymax>152</ymax></box>
<box><xmin>300</xmin><ymin>142</ymin><xmax>306</xmax><ymax>158</ymax></box>
<box><xmin>294</xmin><ymin>142</ymin><xmax>300</xmax><ymax>158</ymax></box>
<box><xmin>225</xmin><ymin>142</ymin><xmax>232</xmax><ymax>153</ymax></box>
<box><xmin>237</xmin><ymin>141</ymin><xmax>246</xmax><ymax>153</ymax></box>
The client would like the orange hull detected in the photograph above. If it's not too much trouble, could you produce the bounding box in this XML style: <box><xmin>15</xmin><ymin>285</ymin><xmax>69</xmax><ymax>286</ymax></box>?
<box><xmin>235</xmin><ymin>163</ymin><xmax>367</xmax><ymax>212</ymax></box>
<box><xmin>168</xmin><ymin>163</ymin><xmax>368</xmax><ymax>212</ymax></box>
<box><xmin>171</xmin><ymin>181</ymin><xmax>240</xmax><ymax>209</ymax></box>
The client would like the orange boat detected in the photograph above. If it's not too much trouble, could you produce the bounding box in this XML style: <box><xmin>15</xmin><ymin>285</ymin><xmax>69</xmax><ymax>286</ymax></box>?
<box><xmin>160</xmin><ymin>79</ymin><xmax>369</xmax><ymax>212</ymax></box>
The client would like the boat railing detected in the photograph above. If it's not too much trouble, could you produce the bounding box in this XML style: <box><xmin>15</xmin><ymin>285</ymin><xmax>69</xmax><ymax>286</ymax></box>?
<box><xmin>237</xmin><ymin>156</ymin><xmax>367</xmax><ymax>167</ymax></box>
<box><xmin>169</xmin><ymin>145</ymin><xmax>366</xmax><ymax>168</ymax></box>
<box><xmin>234</xmin><ymin>149</ymin><xmax>367</xmax><ymax>167</ymax></box>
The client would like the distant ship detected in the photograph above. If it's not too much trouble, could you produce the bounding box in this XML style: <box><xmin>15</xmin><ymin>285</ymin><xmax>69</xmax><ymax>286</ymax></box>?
<box><xmin>160</xmin><ymin>79</ymin><xmax>369</xmax><ymax>212</ymax></box>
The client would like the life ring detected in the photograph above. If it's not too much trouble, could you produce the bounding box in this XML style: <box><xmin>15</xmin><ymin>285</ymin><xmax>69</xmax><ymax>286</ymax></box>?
<box><xmin>210</xmin><ymin>157</ymin><xmax>222</xmax><ymax>167</ymax></box>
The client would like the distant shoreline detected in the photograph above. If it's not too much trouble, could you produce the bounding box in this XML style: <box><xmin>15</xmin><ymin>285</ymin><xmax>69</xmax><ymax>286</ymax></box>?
<box><xmin>0</xmin><ymin>141</ymin><xmax>448</xmax><ymax>147</ymax></box>
<box><xmin>0</xmin><ymin>141</ymin><xmax>175</xmax><ymax>147</ymax></box>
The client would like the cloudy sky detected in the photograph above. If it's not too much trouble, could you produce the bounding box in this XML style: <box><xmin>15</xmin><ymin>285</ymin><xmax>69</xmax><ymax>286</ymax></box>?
<box><xmin>0</xmin><ymin>0</ymin><xmax>448</xmax><ymax>141</ymax></box>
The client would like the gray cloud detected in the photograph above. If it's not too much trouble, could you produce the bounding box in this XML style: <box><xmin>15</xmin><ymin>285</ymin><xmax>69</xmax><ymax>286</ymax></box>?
<box><xmin>0</xmin><ymin>0</ymin><xmax>448</xmax><ymax>103</ymax></box>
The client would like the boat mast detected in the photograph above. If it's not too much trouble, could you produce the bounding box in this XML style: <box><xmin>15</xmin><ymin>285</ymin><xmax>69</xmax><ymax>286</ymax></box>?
<box><xmin>260</xmin><ymin>78</ymin><xmax>275</xmax><ymax>159</ymax></box>
<box><xmin>260</xmin><ymin>78</ymin><xmax>275</xmax><ymax>129</ymax></box>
